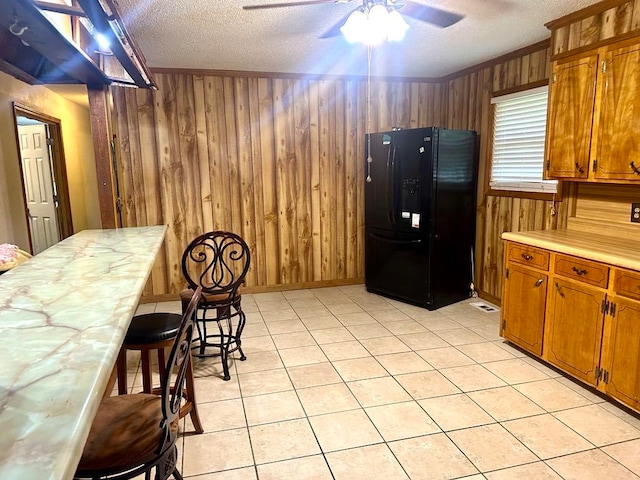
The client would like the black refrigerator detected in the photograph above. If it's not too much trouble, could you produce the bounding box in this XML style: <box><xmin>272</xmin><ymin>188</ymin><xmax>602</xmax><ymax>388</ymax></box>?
<box><xmin>364</xmin><ymin>127</ymin><xmax>478</xmax><ymax>310</ymax></box>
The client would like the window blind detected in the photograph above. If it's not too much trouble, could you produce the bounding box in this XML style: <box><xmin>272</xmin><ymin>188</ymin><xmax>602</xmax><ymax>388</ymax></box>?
<box><xmin>490</xmin><ymin>86</ymin><xmax>558</xmax><ymax>193</ymax></box>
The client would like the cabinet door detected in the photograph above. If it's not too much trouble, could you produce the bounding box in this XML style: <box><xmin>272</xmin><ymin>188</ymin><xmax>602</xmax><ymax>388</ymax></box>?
<box><xmin>501</xmin><ymin>264</ymin><xmax>547</xmax><ymax>356</ymax></box>
<box><xmin>546</xmin><ymin>54</ymin><xmax>598</xmax><ymax>179</ymax></box>
<box><xmin>545</xmin><ymin>278</ymin><xmax>605</xmax><ymax>385</ymax></box>
<box><xmin>602</xmin><ymin>297</ymin><xmax>640</xmax><ymax>411</ymax></box>
<box><xmin>595</xmin><ymin>43</ymin><xmax>640</xmax><ymax>181</ymax></box>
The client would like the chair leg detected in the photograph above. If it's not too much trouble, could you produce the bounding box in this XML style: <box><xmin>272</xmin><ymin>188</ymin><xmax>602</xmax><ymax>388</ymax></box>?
<box><xmin>116</xmin><ymin>348</ymin><xmax>128</xmax><ymax>395</ymax></box>
<box><xmin>141</xmin><ymin>349</ymin><xmax>152</xmax><ymax>394</ymax></box>
<box><xmin>184</xmin><ymin>355</ymin><xmax>204</xmax><ymax>433</ymax></box>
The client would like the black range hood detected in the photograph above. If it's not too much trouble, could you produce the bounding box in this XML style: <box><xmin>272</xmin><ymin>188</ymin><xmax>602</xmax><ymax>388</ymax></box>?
<box><xmin>0</xmin><ymin>0</ymin><xmax>154</xmax><ymax>88</ymax></box>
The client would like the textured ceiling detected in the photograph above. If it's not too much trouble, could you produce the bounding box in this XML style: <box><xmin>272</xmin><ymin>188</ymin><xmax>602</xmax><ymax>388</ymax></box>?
<box><xmin>113</xmin><ymin>0</ymin><xmax>602</xmax><ymax>79</ymax></box>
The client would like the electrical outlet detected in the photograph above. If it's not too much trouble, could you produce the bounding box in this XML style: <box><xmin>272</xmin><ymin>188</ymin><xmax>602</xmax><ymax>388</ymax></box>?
<box><xmin>632</xmin><ymin>203</ymin><xmax>640</xmax><ymax>223</ymax></box>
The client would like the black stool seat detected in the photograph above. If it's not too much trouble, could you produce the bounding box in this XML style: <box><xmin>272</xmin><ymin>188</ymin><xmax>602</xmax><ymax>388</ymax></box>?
<box><xmin>126</xmin><ymin>313</ymin><xmax>181</xmax><ymax>345</ymax></box>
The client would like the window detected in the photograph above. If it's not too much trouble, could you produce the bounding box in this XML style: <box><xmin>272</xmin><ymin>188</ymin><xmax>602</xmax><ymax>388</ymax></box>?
<box><xmin>489</xmin><ymin>85</ymin><xmax>558</xmax><ymax>194</ymax></box>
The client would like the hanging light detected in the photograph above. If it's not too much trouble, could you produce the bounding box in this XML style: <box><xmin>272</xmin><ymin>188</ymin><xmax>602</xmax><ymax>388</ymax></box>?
<box><xmin>340</xmin><ymin>1</ymin><xmax>409</xmax><ymax>46</ymax></box>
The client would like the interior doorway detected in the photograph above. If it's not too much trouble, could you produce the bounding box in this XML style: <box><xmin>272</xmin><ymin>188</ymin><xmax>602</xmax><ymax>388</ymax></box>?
<box><xmin>12</xmin><ymin>103</ymin><xmax>73</xmax><ymax>254</ymax></box>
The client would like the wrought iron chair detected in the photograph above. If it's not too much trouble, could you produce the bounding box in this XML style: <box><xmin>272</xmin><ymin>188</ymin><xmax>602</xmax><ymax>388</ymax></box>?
<box><xmin>180</xmin><ymin>231</ymin><xmax>251</xmax><ymax>381</ymax></box>
<box><xmin>74</xmin><ymin>286</ymin><xmax>202</xmax><ymax>480</ymax></box>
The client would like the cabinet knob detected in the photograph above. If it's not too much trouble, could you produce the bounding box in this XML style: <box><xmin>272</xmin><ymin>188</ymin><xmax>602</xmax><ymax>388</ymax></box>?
<box><xmin>571</xmin><ymin>266</ymin><xmax>588</xmax><ymax>276</ymax></box>
<box><xmin>575</xmin><ymin>162</ymin><xmax>585</xmax><ymax>174</ymax></box>
<box><xmin>630</xmin><ymin>161</ymin><xmax>640</xmax><ymax>175</ymax></box>
<box><xmin>534</xmin><ymin>278</ymin><xmax>544</xmax><ymax>288</ymax></box>
<box><xmin>554</xmin><ymin>282</ymin><xmax>565</xmax><ymax>298</ymax></box>
<box><xmin>521</xmin><ymin>253</ymin><xmax>534</xmax><ymax>261</ymax></box>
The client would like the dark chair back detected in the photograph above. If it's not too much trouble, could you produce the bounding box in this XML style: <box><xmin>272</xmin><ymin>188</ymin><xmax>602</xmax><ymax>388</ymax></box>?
<box><xmin>158</xmin><ymin>285</ymin><xmax>201</xmax><ymax>453</ymax></box>
<box><xmin>181</xmin><ymin>231</ymin><xmax>251</xmax><ymax>296</ymax></box>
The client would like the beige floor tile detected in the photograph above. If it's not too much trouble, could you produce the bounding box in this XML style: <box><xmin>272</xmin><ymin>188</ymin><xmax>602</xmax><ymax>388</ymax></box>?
<box><xmin>469</xmin><ymin>386</ymin><xmax>545</xmax><ymax>421</ymax></box>
<box><xmin>484</xmin><ymin>462</ymin><xmax>562</xmax><ymax>479</ymax></box>
<box><xmin>286</xmin><ymin>362</ymin><xmax>342</xmax><ymax>389</ymax></box>
<box><xmin>555</xmin><ymin>376</ymin><xmax>608</xmax><ymax>403</ymax></box>
<box><xmin>198</xmin><ymin>398</ymin><xmax>247</xmax><ymax>432</ymax></box>
<box><xmin>503</xmin><ymin>413</ymin><xmax>594</xmax><ymax>459</ymax></box>
<box><xmin>241</xmin><ymin>322</ymin><xmax>270</xmax><ymax>338</ymax></box>
<box><xmin>602</xmin><ymin>438</ymin><xmax>640</xmax><ymax>475</ymax></box>
<box><xmin>419</xmin><ymin>394</ymin><xmax>495</xmax><ymax>431</ymax></box>
<box><xmin>492</xmin><ymin>340</ymin><xmax>528</xmax><ymax>358</ymax></box>
<box><xmin>293</xmin><ymin>305</ymin><xmax>331</xmax><ymax>318</ymax></box>
<box><xmin>332</xmin><ymin>357</ymin><xmax>389</xmax><ymax>382</ymax></box>
<box><xmin>347</xmin><ymin>376</ymin><xmax>413</xmax><ymax>407</ymax></box>
<box><xmin>277</xmin><ymin>345</ymin><xmax>328</xmax><ymax>367</ymax></box>
<box><xmin>309</xmin><ymin>327</ymin><xmax>355</xmax><ymax>344</ymax></box>
<box><xmin>375</xmin><ymin>351</ymin><xmax>433</xmax><ymax>375</ymax></box>
<box><xmin>235</xmin><ymin>350</ymin><xmax>283</xmax><ymax>374</ymax></box>
<box><xmin>327</xmin><ymin>303</ymin><xmax>364</xmax><ymax>315</ymax></box>
<box><xmin>360</xmin><ymin>336</ymin><xmax>412</xmax><ymax>355</ymax></box>
<box><xmin>195</xmin><ymin>376</ymin><xmax>241</xmax><ymax>403</ymax></box>
<box><xmin>416</xmin><ymin>347</ymin><xmax>475</xmax><ymax>369</ymax></box>
<box><xmin>309</xmin><ymin>409</ymin><xmax>383</xmax><ymax>452</ymax></box>
<box><xmin>482</xmin><ymin>358</ymin><xmax>550</xmax><ymax>384</ymax></box>
<box><xmin>370</xmin><ymin>309</ymin><xmax>413</xmax><ymax>323</ymax></box>
<box><xmin>357</xmin><ymin>300</ymin><xmax>397</xmax><ymax>312</ymax></box>
<box><xmin>395</xmin><ymin>371</ymin><xmax>461</xmax><ymax>400</ymax></box>
<box><xmin>242</xmin><ymin>390</ymin><xmax>306</xmax><ymax>426</ymax></box>
<box><xmin>192</xmin><ymin>356</ymin><xmax>230</xmax><ymax>380</ymax></box>
<box><xmin>440</xmin><ymin>364</ymin><xmax>507</xmax><ymax>392</ymax></box>
<box><xmin>553</xmin><ymin>404</ymin><xmax>640</xmax><ymax>446</ymax></box>
<box><xmin>238</xmin><ymin>369</ymin><xmax>293</xmax><ymax>397</ymax></box>
<box><xmin>389</xmin><ymin>433</ymin><xmax>479</xmax><ymax>480</ymax></box>
<box><xmin>346</xmin><ymin>323</ymin><xmax>392</xmax><ymax>339</ymax></box>
<box><xmin>271</xmin><ymin>331</ymin><xmax>316</xmax><ymax>349</ymax></box>
<box><xmin>598</xmin><ymin>402</ymin><xmax>640</xmax><ymax>429</ymax></box>
<box><xmin>320</xmin><ymin>340</ymin><xmax>370</xmax><ymax>361</ymax></box>
<box><xmin>448</xmin><ymin>424</ymin><xmax>537</xmax><ymax>472</ymax></box>
<box><xmin>326</xmin><ymin>444</ymin><xmax>409</xmax><ymax>480</ymax></box>
<box><xmin>249</xmin><ymin>418</ymin><xmax>320</xmax><ymax>464</ymax></box>
<box><xmin>384</xmin><ymin>320</ymin><xmax>428</xmax><ymax>335</ymax></box>
<box><xmin>287</xmin><ymin>298</ymin><xmax>324</xmax><ymax>308</ymax></box>
<box><xmin>182</xmin><ymin>428</ymin><xmax>254</xmax><ymax>477</ymax></box>
<box><xmin>282</xmin><ymin>289</ymin><xmax>315</xmax><ymax>300</ymax></box>
<box><xmin>365</xmin><ymin>401</ymin><xmax>440</xmax><ymax>441</ymax></box>
<box><xmin>265</xmin><ymin>319</ymin><xmax>307</xmax><ymax>334</ymax></box>
<box><xmin>470</xmin><ymin>324</ymin><xmax>504</xmax><ymax>341</ymax></box>
<box><xmin>256</xmin><ymin>455</ymin><xmax>333</xmax><ymax>479</ymax></box>
<box><xmin>447</xmin><ymin>312</ymin><xmax>495</xmax><ymax>328</ymax></box>
<box><xmin>519</xmin><ymin>356</ymin><xmax>563</xmax><ymax>377</ymax></box>
<box><xmin>415</xmin><ymin>316</ymin><xmax>463</xmax><ymax>331</ymax></box>
<box><xmin>183</xmin><ymin>466</ymin><xmax>257</xmax><ymax>479</ymax></box>
<box><xmin>154</xmin><ymin>300</ymin><xmax>182</xmax><ymax>314</ymax></box>
<box><xmin>259</xmin><ymin>307</ymin><xmax>297</xmax><ymax>319</ymax></box>
<box><xmin>336</xmin><ymin>311</ymin><xmax>378</xmax><ymax>326</ymax></box>
<box><xmin>237</xmin><ymin>335</ymin><xmax>276</xmax><ymax>353</ymax></box>
<box><xmin>513</xmin><ymin>378</ymin><xmax>593</xmax><ymax>411</ymax></box>
<box><xmin>546</xmin><ymin>449</ymin><xmax>639</xmax><ymax>480</ymax></box>
<box><xmin>457</xmin><ymin>342</ymin><xmax>515</xmax><ymax>363</ymax></box>
<box><xmin>435</xmin><ymin>328</ymin><xmax>487</xmax><ymax>346</ymax></box>
<box><xmin>397</xmin><ymin>332</ymin><xmax>449</xmax><ymax>350</ymax></box>
<box><xmin>301</xmin><ymin>315</ymin><xmax>342</xmax><ymax>330</ymax></box>
<box><xmin>297</xmin><ymin>383</ymin><xmax>360</xmax><ymax>416</ymax></box>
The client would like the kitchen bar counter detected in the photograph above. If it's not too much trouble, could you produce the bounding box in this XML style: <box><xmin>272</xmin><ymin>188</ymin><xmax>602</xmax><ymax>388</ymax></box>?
<box><xmin>502</xmin><ymin>228</ymin><xmax>640</xmax><ymax>271</ymax></box>
<box><xmin>0</xmin><ymin>226</ymin><xmax>166</xmax><ymax>480</ymax></box>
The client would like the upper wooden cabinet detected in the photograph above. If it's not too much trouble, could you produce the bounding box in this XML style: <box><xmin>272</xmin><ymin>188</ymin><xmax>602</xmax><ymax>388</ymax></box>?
<box><xmin>545</xmin><ymin>39</ymin><xmax>640</xmax><ymax>183</ymax></box>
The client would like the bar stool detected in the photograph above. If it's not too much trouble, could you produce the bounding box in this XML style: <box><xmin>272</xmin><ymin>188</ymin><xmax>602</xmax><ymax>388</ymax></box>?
<box><xmin>116</xmin><ymin>310</ymin><xmax>204</xmax><ymax>434</ymax></box>
<box><xmin>75</xmin><ymin>286</ymin><xmax>202</xmax><ymax>480</ymax></box>
<box><xmin>181</xmin><ymin>231</ymin><xmax>251</xmax><ymax>381</ymax></box>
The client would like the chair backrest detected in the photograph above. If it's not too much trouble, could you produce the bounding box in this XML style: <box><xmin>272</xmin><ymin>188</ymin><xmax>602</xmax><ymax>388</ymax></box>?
<box><xmin>157</xmin><ymin>285</ymin><xmax>201</xmax><ymax>453</ymax></box>
<box><xmin>181</xmin><ymin>231</ymin><xmax>251</xmax><ymax>295</ymax></box>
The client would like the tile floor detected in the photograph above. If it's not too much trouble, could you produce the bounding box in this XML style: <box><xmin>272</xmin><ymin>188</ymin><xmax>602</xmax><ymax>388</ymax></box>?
<box><xmin>126</xmin><ymin>285</ymin><xmax>640</xmax><ymax>479</ymax></box>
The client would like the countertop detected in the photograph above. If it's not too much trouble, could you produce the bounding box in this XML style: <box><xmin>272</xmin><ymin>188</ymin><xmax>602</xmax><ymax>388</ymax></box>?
<box><xmin>0</xmin><ymin>226</ymin><xmax>167</xmax><ymax>480</ymax></box>
<box><xmin>502</xmin><ymin>229</ymin><xmax>640</xmax><ymax>271</ymax></box>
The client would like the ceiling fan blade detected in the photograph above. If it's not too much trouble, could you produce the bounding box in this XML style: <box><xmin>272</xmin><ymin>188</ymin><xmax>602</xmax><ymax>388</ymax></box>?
<box><xmin>319</xmin><ymin>12</ymin><xmax>351</xmax><ymax>39</ymax></box>
<box><xmin>400</xmin><ymin>2</ymin><xmax>464</xmax><ymax>28</ymax></box>
<box><xmin>243</xmin><ymin>0</ymin><xmax>337</xmax><ymax>10</ymax></box>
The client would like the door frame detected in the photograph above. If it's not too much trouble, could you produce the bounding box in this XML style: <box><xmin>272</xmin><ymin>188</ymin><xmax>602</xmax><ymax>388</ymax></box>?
<box><xmin>12</xmin><ymin>102</ymin><xmax>73</xmax><ymax>253</ymax></box>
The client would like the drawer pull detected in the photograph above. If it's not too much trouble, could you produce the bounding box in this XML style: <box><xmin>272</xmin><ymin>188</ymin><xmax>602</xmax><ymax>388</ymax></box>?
<box><xmin>555</xmin><ymin>282</ymin><xmax>565</xmax><ymax>298</ymax></box>
<box><xmin>521</xmin><ymin>253</ymin><xmax>534</xmax><ymax>261</ymax></box>
<box><xmin>631</xmin><ymin>161</ymin><xmax>640</xmax><ymax>175</ymax></box>
<box><xmin>534</xmin><ymin>278</ymin><xmax>544</xmax><ymax>288</ymax></box>
<box><xmin>571</xmin><ymin>266</ymin><xmax>588</xmax><ymax>276</ymax></box>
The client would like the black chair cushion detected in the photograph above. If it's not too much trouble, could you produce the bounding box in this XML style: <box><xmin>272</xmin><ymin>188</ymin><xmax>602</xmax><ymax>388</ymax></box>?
<box><xmin>125</xmin><ymin>312</ymin><xmax>182</xmax><ymax>345</ymax></box>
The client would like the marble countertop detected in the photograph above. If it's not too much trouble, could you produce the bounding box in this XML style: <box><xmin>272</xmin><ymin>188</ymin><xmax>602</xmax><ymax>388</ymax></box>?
<box><xmin>0</xmin><ymin>226</ymin><xmax>167</xmax><ymax>480</ymax></box>
<box><xmin>502</xmin><ymin>229</ymin><xmax>640</xmax><ymax>271</ymax></box>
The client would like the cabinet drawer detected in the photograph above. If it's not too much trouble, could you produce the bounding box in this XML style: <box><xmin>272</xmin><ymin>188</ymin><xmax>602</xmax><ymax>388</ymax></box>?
<box><xmin>507</xmin><ymin>243</ymin><xmax>550</xmax><ymax>270</ymax></box>
<box><xmin>554</xmin><ymin>254</ymin><xmax>609</xmax><ymax>288</ymax></box>
<box><xmin>613</xmin><ymin>268</ymin><xmax>640</xmax><ymax>301</ymax></box>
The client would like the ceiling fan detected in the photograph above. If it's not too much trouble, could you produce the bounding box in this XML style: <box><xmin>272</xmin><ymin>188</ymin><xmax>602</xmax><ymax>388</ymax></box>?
<box><xmin>242</xmin><ymin>0</ymin><xmax>465</xmax><ymax>40</ymax></box>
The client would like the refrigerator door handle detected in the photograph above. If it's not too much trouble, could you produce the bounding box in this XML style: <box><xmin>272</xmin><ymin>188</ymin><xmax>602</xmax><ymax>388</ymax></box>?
<box><xmin>369</xmin><ymin>233</ymin><xmax>422</xmax><ymax>245</ymax></box>
<box><xmin>386</xmin><ymin>146</ymin><xmax>394</xmax><ymax>224</ymax></box>
<box><xmin>391</xmin><ymin>144</ymin><xmax>399</xmax><ymax>224</ymax></box>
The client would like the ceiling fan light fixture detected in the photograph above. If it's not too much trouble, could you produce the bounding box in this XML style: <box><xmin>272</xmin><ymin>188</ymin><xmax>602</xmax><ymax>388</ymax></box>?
<box><xmin>340</xmin><ymin>2</ymin><xmax>409</xmax><ymax>46</ymax></box>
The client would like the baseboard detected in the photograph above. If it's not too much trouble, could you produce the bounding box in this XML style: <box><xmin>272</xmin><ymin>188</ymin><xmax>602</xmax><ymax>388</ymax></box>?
<box><xmin>477</xmin><ymin>289</ymin><xmax>501</xmax><ymax>308</ymax></box>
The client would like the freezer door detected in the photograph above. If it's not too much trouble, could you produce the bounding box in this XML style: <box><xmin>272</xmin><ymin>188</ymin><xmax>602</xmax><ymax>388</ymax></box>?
<box><xmin>365</xmin><ymin>129</ymin><xmax>431</xmax><ymax>233</ymax></box>
<box><xmin>365</xmin><ymin>228</ymin><xmax>430</xmax><ymax>306</ymax></box>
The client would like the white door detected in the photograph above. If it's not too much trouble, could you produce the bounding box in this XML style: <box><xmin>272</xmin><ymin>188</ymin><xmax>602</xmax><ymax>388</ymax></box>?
<box><xmin>19</xmin><ymin>123</ymin><xmax>61</xmax><ymax>254</ymax></box>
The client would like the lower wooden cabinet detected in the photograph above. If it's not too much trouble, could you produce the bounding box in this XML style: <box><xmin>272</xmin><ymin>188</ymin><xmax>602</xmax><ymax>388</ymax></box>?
<box><xmin>501</xmin><ymin>241</ymin><xmax>640</xmax><ymax>414</ymax></box>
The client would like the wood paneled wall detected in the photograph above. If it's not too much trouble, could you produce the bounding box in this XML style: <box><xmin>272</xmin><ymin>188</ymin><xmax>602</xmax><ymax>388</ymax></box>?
<box><xmin>111</xmin><ymin>43</ymin><xmax>574</xmax><ymax>302</ymax></box>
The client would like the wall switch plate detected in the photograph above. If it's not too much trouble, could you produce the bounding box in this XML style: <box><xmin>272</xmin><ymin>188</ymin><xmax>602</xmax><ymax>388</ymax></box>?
<box><xmin>632</xmin><ymin>203</ymin><xmax>640</xmax><ymax>223</ymax></box>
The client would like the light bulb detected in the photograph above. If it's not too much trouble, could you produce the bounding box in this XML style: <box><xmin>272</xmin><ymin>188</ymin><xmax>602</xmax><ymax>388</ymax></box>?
<box><xmin>386</xmin><ymin>10</ymin><xmax>409</xmax><ymax>42</ymax></box>
<box><xmin>340</xmin><ymin>10</ymin><xmax>367</xmax><ymax>43</ymax></box>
